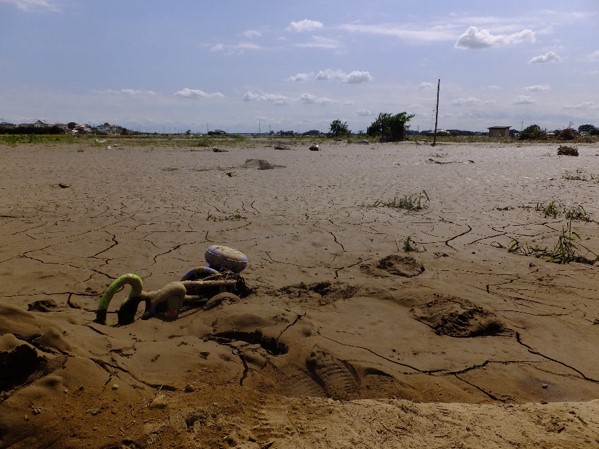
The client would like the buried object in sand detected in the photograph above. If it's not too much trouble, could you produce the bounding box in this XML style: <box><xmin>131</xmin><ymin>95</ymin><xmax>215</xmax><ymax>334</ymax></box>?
<box><xmin>95</xmin><ymin>274</ymin><xmax>188</xmax><ymax>324</ymax></box>
<box><xmin>96</xmin><ymin>272</ymin><xmax>246</xmax><ymax>324</ymax></box>
<box><xmin>205</xmin><ymin>245</ymin><xmax>248</xmax><ymax>273</ymax></box>
<box><xmin>94</xmin><ymin>246</ymin><xmax>249</xmax><ymax>324</ymax></box>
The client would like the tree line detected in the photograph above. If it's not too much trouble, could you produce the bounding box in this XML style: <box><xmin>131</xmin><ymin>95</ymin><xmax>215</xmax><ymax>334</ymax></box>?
<box><xmin>519</xmin><ymin>123</ymin><xmax>599</xmax><ymax>140</ymax></box>
<box><xmin>329</xmin><ymin>112</ymin><xmax>414</xmax><ymax>141</ymax></box>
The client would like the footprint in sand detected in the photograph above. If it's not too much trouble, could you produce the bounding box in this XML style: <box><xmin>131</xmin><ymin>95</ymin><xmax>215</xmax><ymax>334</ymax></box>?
<box><xmin>305</xmin><ymin>348</ymin><xmax>360</xmax><ymax>400</ymax></box>
<box><xmin>411</xmin><ymin>294</ymin><xmax>510</xmax><ymax>338</ymax></box>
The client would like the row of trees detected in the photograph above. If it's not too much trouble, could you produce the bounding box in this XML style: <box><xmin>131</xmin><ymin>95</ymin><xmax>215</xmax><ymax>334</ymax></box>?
<box><xmin>519</xmin><ymin>123</ymin><xmax>599</xmax><ymax>140</ymax></box>
<box><xmin>329</xmin><ymin>112</ymin><xmax>414</xmax><ymax>141</ymax></box>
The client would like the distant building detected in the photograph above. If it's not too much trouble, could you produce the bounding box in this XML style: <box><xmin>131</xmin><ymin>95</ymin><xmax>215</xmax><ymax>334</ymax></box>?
<box><xmin>488</xmin><ymin>126</ymin><xmax>511</xmax><ymax>139</ymax></box>
<box><xmin>0</xmin><ymin>122</ymin><xmax>16</xmax><ymax>129</ymax></box>
<box><xmin>32</xmin><ymin>120</ymin><xmax>49</xmax><ymax>128</ymax></box>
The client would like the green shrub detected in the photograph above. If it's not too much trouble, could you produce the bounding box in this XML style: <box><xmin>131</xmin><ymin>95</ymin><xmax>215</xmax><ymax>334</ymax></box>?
<box><xmin>557</xmin><ymin>145</ymin><xmax>578</xmax><ymax>156</ymax></box>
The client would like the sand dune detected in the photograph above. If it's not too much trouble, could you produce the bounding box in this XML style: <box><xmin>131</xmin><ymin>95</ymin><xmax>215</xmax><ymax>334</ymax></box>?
<box><xmin>2</xmin><ymin>139</ymin><xmax>599</xmax><ymax>448</ymax></box>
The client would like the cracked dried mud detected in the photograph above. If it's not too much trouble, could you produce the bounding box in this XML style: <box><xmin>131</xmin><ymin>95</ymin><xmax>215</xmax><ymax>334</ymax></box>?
<box><xmin>2</xmin><ymin>140</ymin><xmax>599</xmax><ymax>448</ymax></box>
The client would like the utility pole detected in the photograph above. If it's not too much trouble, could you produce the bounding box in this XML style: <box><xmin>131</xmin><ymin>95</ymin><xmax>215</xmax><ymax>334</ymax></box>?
<box><xmin>432</xmin><ymin>79</ymin><xmax>440</xmax><ymax>147</ymax></box>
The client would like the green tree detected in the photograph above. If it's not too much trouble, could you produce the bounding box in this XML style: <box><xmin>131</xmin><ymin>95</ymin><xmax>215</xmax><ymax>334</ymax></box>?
<box><xmin>367</xmin><ymin>112</ymin><xmax>414</xmax><ymax>142</ymax></box>
<box><xmin>519</xmin><ymin>124</ymin><xmax>546</xmax><ymax>140</ymax></box>
<box><xmin>329</xmin><ymin>119</ymin><xmax>350</xmax><ymax>137</ymax></box>
<box><xmin>578</xmin><ymin>124</ymin><xmax>597</xmax><ymax>134</ymax></box>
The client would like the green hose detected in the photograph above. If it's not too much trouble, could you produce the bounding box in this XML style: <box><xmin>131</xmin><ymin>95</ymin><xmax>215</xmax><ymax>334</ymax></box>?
<box><xmin>95</xmin><ymin>274</ymin><xmax>143</xmax><ymax>324</ymax></box>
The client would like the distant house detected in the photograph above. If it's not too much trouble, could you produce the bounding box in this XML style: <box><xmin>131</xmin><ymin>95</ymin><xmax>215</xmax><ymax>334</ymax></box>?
<box><xmin>32</xmin><ymin>120</ymin><xmax>49</xmax><ymax>128</ymax></box>
<box><xmin>0</xmin><ymin>122</ymin><xmax>16</xmax><ymax>130</ymax></box>
<box><xmin>488</xmin><ymin>126</ymin><xmax>511</xmax><ymax>139</ymax></box>
<box><xmin>74</xmin><ymin>124</ymin><xmax>92</xmax><ymax>134</ymax></box>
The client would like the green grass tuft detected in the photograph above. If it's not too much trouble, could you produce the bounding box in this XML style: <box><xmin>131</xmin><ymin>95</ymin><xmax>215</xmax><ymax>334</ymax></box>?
<box><xmin>371</xmin><ymin>190</ymin><xmax>430</xmax><ymax>212</ymax></box>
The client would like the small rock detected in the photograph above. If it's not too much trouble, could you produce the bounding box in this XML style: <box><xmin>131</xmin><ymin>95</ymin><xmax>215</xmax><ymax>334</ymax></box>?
<box><xmin>149</xmin><ymin>394</ymin><xmax>168</xmax><ymax>409</ymax></box>
<box><xmin>112</xmin><ymin>383</ymin><xmax>119</xmax><ymax>390</ymax></box>
<box><xmin>224</xmin><ymin>434</ymin><xmax>239</xmax><ymax>446</ymax></box>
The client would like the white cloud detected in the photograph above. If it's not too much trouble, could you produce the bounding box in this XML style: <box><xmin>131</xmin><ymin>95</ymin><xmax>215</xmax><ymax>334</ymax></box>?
<box><xmin>0</xmin><ymin>0</ymin><xmax>56</xmax><ymax>10</ymax></box>
<box><xmin>295</xmin><ymin>36</ymin><xmax>340</xmax><ymax>49</ymax></box>
<box><xmin>514</xmin><ymin>95</ymin><xmax>535</xmax><ymax>105</ymax></box>
<box><xmin>174</xmin><ymin>88</ymin><xmax>224</xmax><ymax>99</ymax></box>
<box><xmin>288</xmin><ymin>73</ymin><xmax>312</xmax><ymax>82</ymax></box>
<box><xmin>120</xmin><ymin>89</ymin><xmax>157</xmax><ymax>96</ymax></box>
<box><xmin>288</xmin><ymin>69</ymin><xmax>372</xmax><ymax>84</ymax></box>
<box><xmin>346</xmin><ymin>71</ymin><xmax>373</xmax><ymax>84</ymax></box>
<box><xmin>339</xmin><ymin>23</ymin><xmax>456</xmax><ymax>42</ymax></box>
<box><xmin>299</xmin><ymin>93</ymin><xmax>334</xmax><ymax>105</ymax></box>
<box><xmin>524</xmin><ymin>84</ymin><xmax>551</xmax><ymax>92</ymax></box>
<box><xmin>315</xmin><ymin>69</ymin><xmax>372</xmax><ymax>83</ymax></box>
<box><xmin>288</xmin><ymin>19</ymin><xmax>324</xmax><ymax>32</ymax></box>
<box><xmin>529</xmin><ymin>51</ymin><xmax>560</xmax><ymax>64</ymax></box>
<box><xmin>100</xmin><ymin>89</ymin><xmax>158</xmax><ymax>97</ymax></box>
<box><xmin>564</xmin><ymin>101</ymin><xmax>595</xmax><ymax>110</ymax></box>
<box><xmin>357</xmin><ymin>109</ymin><xmax>373</xmax><ymax>116</ymax></box>
<box><xmin>451</xmin><ymin>97</ymin><xmax>484</xmax><ymax>106</ymax></box>
<box><xmin>586</xmin><ymin>50</ymin><xmax>599</xmax><ymax>61</ymax></box>
<box><xmin>242</xmin><ymin>29</ymin><xmax>262</xmax><ymax>38</ymax></box>
<box><xmin>455</xmin><ymin>26</ymin><xmax>535</xmax><ymax>49</ymax></box>
<box><xmin>242</xmin><ymin>91</ymin><xmax>289</xmax><ymax>105</ymax></box>
<box><xmin>210</xmin><ymin>42</ymin><xmax>262</xmax><ymax>54</ymax></box>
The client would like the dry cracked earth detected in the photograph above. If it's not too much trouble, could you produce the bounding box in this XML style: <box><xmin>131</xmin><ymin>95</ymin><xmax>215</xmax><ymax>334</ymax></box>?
<box><xmin>2</xmin><ymin>140</ymin><xmax>599</xmax><ymax>448</ymax></box>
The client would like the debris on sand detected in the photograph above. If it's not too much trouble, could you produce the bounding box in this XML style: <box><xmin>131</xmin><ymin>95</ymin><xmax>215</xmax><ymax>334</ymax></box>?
<box><xmin>241</xmin><ymin>159</ymin><xmax>284</xmax><ymax>170</ymax></box>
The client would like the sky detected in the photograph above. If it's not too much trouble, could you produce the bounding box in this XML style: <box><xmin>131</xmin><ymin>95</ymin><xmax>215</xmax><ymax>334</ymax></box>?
<box><xmin>1</xmin><ymin>0</ymin><xmax>598</xmax><ymax>134</ymax></box>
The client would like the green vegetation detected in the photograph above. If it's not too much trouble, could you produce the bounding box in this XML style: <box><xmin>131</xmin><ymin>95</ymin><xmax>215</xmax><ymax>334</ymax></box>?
<box><xmin>329</xmin><ymin>119</ymin><xmax>350</xmax><ymax>138</ymax></box>
<box><xmin>562</xmin><ymin>169</ymin><xmax>599</xmax><ymax>183</ymax></box>
<box><xmin>535</xmin><ymin>201</ymin><xmax>560</xmax><ymax>218</ymax></box>
<box><xmin>508</xmin><ymin>220</ymin><xmax>598</xmax><ymax>265</ymax></box>
<box><xmin>562</xmin><ymin>169</ymin><xmax>587</xmax><ymax>181</ymax></box>
<box><xmin>402</xmin><ymin>235</ymin><xmax>423</xmax><ymax>252</ymax></box>
<box><xmin>206</xmin><ymin>210</ymin><xmax>247</xmax><ymax>222</ymax></box>
<box><xmin>367</xmin><ymin>112</ymin><xmax>414</xmax><ymax>142</ymax></box>
<box><xmin>519</xmin><ymin>124</ymin><xmax>546</xmax><ymax>140</ymax></box>
<box><xmin>557</xmin><ymin>145</ymin><xmax>578</xmax><ymax>156</ymax></box>
<box><xmin>565</xmin><ymin>205</ymin><xmax>591</xmax><ymax>221</ymax></box>
<box><xmin>535</xmin><ymin>201</ymin><xmax>591</xmax><ymax>221</ymax></box>
<box><xmin>0</xmin><ymin>134</ymin><xmax>77</xmax><ymax>146</ymax></box>
<box><xmin>579</xmin><ymin>124</ymin><xmax>599</xmax><ymax>135</ymax></box>
<box><xmin>371</xmin><ymin>190</ymin><xmax>430</xmax><ymax>211</ymax></box>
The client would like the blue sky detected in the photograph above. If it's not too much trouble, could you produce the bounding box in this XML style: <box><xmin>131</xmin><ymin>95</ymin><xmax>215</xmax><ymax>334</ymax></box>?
<box><xmin>1</xmin><ymin>0</ymin><xmax>598</xmax><ymax>133</ymax></box>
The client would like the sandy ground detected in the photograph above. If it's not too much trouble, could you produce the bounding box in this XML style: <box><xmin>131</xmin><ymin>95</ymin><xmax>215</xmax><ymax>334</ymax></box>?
<box><xmin>2</xmin><ymin>138</ymin><xmax>599</xmax><ymax>448</ymax></box>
